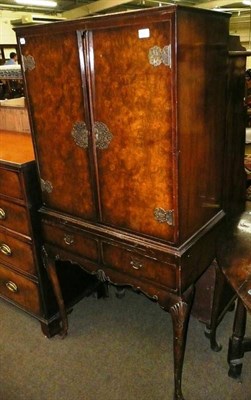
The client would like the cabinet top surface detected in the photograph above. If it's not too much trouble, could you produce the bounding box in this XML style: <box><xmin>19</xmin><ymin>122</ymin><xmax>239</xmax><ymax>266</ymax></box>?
<box><xmin>0</xmin><ymin>130</ymin><xmax>35</xmax><ymax>165</ymax></box>
<box><xmin>14</xmin><ymin>5</ymin><xmax>230</xmax><ymax>36</ymax></box>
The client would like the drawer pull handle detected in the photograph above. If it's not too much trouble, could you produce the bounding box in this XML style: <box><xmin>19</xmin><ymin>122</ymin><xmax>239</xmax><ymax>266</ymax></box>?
<box><xmin>130</xmin><ymin>259</ymin><xmax>143</xmax><ymax>270</ymax></box>
<box><xmin>0</xmin><ymin>243</ymin><xmax>12</xmax><ymax>256</ymax></box>
<box><xmin>64</xmin><ymin>234</ymin><xmax>74</xmax><ymax>246</ymax></box>
<box><xmin>5</xmin><ymin>281</ymin><xmax>18</xmax><ymax>293</ymax></box>
<box><xmin>0</xmin><ymin>208</ymin><xmax>6</xmax><ymax>220</ymax></box>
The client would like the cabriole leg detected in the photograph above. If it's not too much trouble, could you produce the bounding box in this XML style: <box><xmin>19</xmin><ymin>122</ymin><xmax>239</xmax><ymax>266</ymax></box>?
<box><xmin>169</xmin><ymin>286</ymin><xmax>194</xmax><ymax>400</ymax></box>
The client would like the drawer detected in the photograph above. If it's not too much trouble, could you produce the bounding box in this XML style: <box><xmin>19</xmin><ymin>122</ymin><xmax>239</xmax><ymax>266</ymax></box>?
<box><xmin>0</xmin><ymin>199</ymin><xmax>30</xmax><ymax>236</ymax></box>
<box><xmin>102</xmin><ymin>242</ymin><xmax>177</xmax><ymax>290</ymax></box>
<box><xmin>42</xmin><ymin>222</ymin><xmax>99</xmax><ymax>262</ymax></box>
<box><xmin>0</xmin><ymin>168</ymin><xmax>23</xmax><ymax>200</ymax></box>
<box><xmin>0</xmin><ymin>230</ymin><xmax>36</xmax><ymax>276</ymax></box>
<box><xmin>0</xmin><ymin>263</ymin><xmax>40</xmax><ymax>315</ymax></box>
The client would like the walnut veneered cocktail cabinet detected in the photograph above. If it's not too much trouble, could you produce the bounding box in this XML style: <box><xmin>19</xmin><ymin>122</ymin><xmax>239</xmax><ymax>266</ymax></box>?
<box><xmin>15</xmin><ymin>6</ymin><xmax>244</xmax><ymax>399</ymax></box>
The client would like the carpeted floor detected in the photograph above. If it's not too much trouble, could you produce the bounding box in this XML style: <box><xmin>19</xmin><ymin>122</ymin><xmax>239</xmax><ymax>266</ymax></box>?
<box><xmin>0</xmin><ymin>286</ymin><xmax>250</xmax><ymax>400</ymax></box>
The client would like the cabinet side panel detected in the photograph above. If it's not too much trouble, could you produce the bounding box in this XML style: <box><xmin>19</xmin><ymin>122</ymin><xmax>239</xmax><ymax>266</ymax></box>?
<box><xmin>177</xmin><ymin>10</ymin><xmax>229</xmax><ymax>241</ymax></box>
<box><xmin>19</xmin><ymin>31</ymin><xmax>96</xmax><ymax>220</ymax></box>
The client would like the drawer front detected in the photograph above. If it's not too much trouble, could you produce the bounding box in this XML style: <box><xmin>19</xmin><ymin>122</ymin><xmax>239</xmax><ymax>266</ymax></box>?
<box><xmin>0</xmin><ymin>199</ymin><xmax>30</xmax><ymax>236</ymax></box>
<box><xmin>0</xmin><ymin>231</ymin><xmax>36</xmax><ymax>276</ymax></box>
<box><xmin>0</xmin><ymin>263</ymin><xmax>40</xmax><ymax>315</ymax></box>
<box><xmin>102</xmin><ymin>242</ymin><xmax>177</xmax><ymax>290</ymax></box>
<box><xmin>42</xmin><ymin>223</ymin><xmax>99</xmax><ymax>262</ymax></box>
<box><xmin>0</xmin><ymin>168</ymin><xmax>23</xmax><ymax>200</ymax></box>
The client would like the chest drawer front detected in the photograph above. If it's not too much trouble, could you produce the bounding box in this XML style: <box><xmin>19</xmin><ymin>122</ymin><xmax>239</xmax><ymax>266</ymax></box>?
<box><xmin>0</xmin><ymin>199</ymin><xmax>30</xmax><ymax>236</ymax></box>
<box><xmin>0</xmin><ymin>231</ymin><xmax>35</xmax><ymax>276</ymax></box>
<box><xmin>0</xmin><ymin>168</ymin><xmax>23</xmax><ymax>200</ymax></box>
<box><xmin>42</xmin><ymin>223</ymin><xmax>99</xmax><ymax>262</ymax></box>
<box><xmin>102</xmin><ymin>242</ymin><xmax>177</xmax><ymax>290</ymax></box>
<box><xmin>0</xmin><ymin>263</ymin><xmax>40</xmax><ymax>315</ymax></box>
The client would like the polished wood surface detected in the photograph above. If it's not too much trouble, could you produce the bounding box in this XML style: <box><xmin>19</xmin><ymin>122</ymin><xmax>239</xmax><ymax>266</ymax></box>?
<box><xmin>0</xmin><ymin>130</ymin><xmax>34</xmax><ymax>164</ymax></box>
<box><xmin>0</xmin><ymin>130</ymin><xmax>102</xmax><ymax>337</ymax></box>
<box><xmin>0</xmin><ymin>131</ymin><xmax>43</xmax><ymax>324</ymax></box>
<box><xmin>15</xmin><ymin>6</ymin><xmax>246</xmax><ymax>400</ymax></box>
<box><xmin>18</xmin><ymin>6</ymin><xmax>230</xmax><ymax>245</ymax></box>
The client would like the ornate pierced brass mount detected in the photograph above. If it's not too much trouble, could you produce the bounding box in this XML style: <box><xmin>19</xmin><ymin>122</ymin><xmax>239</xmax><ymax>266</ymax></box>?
<box><xmin>71</xmin><ymin>121</ymin><xmax>113</xmax><ymax>150</ymax></box>
<box><xmin>22</xmin><ymin>54</ymin><xmax>36</xmax><ymax>71</ymax></box>
<box><xmin>154</xmin><ymin>208</ymin><xmax>174</xmax><ymax>225</ymax></box>
<box><xmin>94</xmin><ymin>122</ymin><xmax>113</xmax><ymax>150</ymax></box>
<box><xmin>71</xmin><ymin>121</ymin><xmax>89</xmax><ymax>149</ymax></box>
<box><xmin>41</xmin><ymin>179</ymin><xmax>53</xmax><ymax>193</ymax></box>
<box><xmin>148</xmin><ymin>45</ymin><xmax>171</xmax><ymax>68</ymax></box>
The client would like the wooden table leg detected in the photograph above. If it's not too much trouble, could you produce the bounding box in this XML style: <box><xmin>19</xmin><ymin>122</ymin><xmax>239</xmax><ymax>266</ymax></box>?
<box><xmin>169</xmin><ymin>286</ymin><xmax>195</xmax><ymax>400</ymax></box>
<box><xmin>228</xmin><ymin>298</ymin><xmax>251</xmax><ymax>379</ymax></box>
<box><xmin>204</xmin><ymin>261</ymin><xmax>228</xmax><ymax>351</ymax></box>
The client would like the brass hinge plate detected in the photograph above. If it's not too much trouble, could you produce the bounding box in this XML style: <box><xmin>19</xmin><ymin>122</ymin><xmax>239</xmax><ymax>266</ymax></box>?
<box><xmin>154</xmin><ymin>208</ymin><xmax>174</xmax><ymax>226</ymax></box>
<box><xmin>148</xmin><ymin>45</ymin><xmax>171</xmax><ymax>68</ymax></box>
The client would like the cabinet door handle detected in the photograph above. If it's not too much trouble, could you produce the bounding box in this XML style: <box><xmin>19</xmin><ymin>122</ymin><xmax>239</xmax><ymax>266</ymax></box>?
<box><xmin>0</xmin><ymin>208</ymin><xmax>6</xmax><ymax>220</ymax></box>
<box><xmin>0</xmin><ymin>243</ymin><xmax>12</xmax><ymax>256</ymax></box>
<box><xmin>5</xmin><ymin>281</ymin><xmax>18</xmax><ymax>293</ymax></box>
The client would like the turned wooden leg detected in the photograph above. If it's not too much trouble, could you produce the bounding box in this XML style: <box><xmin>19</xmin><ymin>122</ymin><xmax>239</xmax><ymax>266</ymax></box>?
<box><xmin>169</xmin><ymin>286</ymin><xmax>194</xmax><ymax>400</ymax></box>
<box><xmin>42</xmin><ymin>247</ymin><xmax>68</xmax><ymax>338</ymax></box>
<box><xmin>204</xmin><ymin>261</ymin><xmax>225</xmax><ymax>352</ymax></box>
<box><xmin>228</xmin><ymin>298</ymin><xmax>247</xmax><ymax>379</ymax></box>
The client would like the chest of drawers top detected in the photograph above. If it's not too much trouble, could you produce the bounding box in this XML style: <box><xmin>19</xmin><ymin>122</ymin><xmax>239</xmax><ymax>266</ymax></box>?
<box><xmin>0</xmin><ymin>130</ymin><xmax>34</xmax><ymax>166</ymax></box>
<box><xmin>0</xmin><ymin>130</ymin><xmax>37</xmax><ymax>204</ymax></box>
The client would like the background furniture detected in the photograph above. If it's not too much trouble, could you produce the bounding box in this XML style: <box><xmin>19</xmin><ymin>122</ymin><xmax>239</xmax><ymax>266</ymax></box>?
<box><xmin>0</xmin><ymin>64</ymin><xmax>24</xmax><ymax>100</ymax></box>
<box><xmin>0</xmin><ymin>130</ymin><xmax>102</xmax><ymax>337</ymax></box>
<box><xmin>15</xmin><ymin>6</ymin><xmax>246</xmax><ymax>400</ymax></box>
<box><xmin>0</xmin><ymin>97</ymin><xmax>30</xmax><ymax>133</ymax></box>
<box><xmin>217</xmin><ymin>210</ymin><xmax>251</xmax><ymax>380</ymax></box>
<box><xmin>192</xmin><ymin>36</ymin><xmax>251</xmax><ymax>352</ymax></box>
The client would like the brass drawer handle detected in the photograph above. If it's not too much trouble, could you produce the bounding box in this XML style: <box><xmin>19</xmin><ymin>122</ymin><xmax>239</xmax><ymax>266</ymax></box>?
<box><xmin>0</xmin><ymin>243</ymin><xmax>12</xmax><ymax>256</ymax></box>
<box><xmin>0</xmin><ymin>208</ymin><xmax>6</xmax><ymax>220</ymax></box>
<box><xmin>63</xmin><ymin>234</ymin><xmax>74</xmax><ymax>246</ymax></box>
<box><xmin>5</xmin><ymin>280</ymin><xmax>18</xmax><ymax>293</ymax></box>
<box><xmin>130</xmin><ymin>259</ymin><xmax>143</xmax><ymax>270</ymax></box>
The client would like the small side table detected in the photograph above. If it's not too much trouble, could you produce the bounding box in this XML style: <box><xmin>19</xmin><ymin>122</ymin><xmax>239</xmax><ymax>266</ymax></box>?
<box><xmin>217</xmin><ymin>210</ymin><xmax>251</xmax><ymax>379</ymax></box>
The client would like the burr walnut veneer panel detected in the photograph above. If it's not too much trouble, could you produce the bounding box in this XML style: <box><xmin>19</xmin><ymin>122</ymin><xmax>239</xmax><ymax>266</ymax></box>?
<box><xmin>15</xmin><ymin>6</ymin><xmax>247</xmax><ymax>400</ymax></box>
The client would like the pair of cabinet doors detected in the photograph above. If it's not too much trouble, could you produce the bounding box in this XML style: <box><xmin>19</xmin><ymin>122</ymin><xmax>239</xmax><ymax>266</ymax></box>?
<box><xmin>18</xmin><ymin>8</ymin><xmax>228</xmax><ymax>245</ymax></box>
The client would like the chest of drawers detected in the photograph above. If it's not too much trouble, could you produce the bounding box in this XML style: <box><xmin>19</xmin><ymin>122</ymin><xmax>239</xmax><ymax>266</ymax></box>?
<box><xmin>0</xmin><ymin>130</ymin><xmax>100</xmax><ymax>336</ymax></box>
<box><xmin>0</xmin><ymin>132</ymin><xmax>42</xmax><ymax>309</ymax></box>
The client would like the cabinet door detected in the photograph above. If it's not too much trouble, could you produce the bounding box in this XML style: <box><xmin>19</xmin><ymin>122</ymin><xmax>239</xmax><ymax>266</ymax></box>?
<box><xmin>88</xmin><ymin>19</ymin><xmax>176</xmax><ymax>242</ymax></box>
<box><xmin>20</xmin><ymin>31</ymin><xmax>96</xmax><ymax>220</ymax></box>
